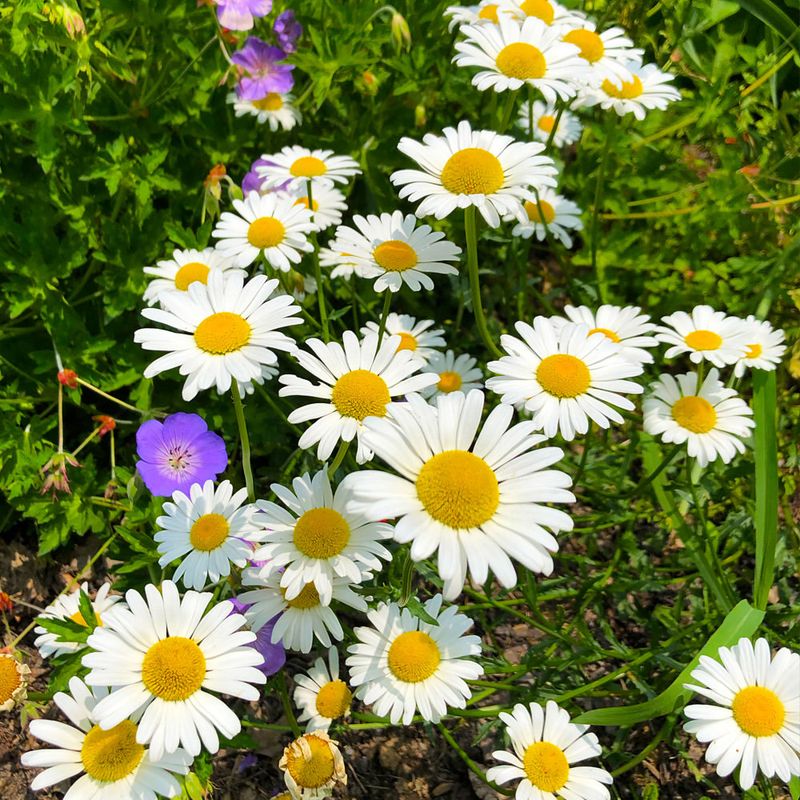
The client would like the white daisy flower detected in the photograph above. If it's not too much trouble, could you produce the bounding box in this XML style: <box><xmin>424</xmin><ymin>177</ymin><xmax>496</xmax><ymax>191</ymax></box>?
<box><xmin>655</xmin><ymin>305</ymin><xmax>748</xmax><ymax>368</ymax></box>
<box><xmin>277</xmin><ymin>182</ymin><xmax>348</xmax><ymax>232</ymax></box>
<box><xmin>0</xmin><ymin>654</ymin><xmax>30</xmax><ymax>711</ymax></box>
<box><xmin>227</xmin><ymin>91</ymin><xmax>302</xmax><ymax>131</ymax></box>
<box><xmin>559</xmin><ymin>20</ymin><xmax>643</xmax><ymax>87</ymax></box>
<box><xmin>319</xmin><ymin>244</ymin><xmax>370</xmax><ymax>280</ymax></box>
<box><xmin>347</xmin><ymin>595</ymin><xmax>482</xmax><ymax>725</ymax></box>
<box><xmin>516</xmin><ymin>99</ymin><xmax>583</xmax><ymax>147</ymax></box>
<box><xmin>683</xmin><ymin>637</ymin><xmax>800</xmax><ymax>790</ymax></box>
<box><xmin>496</xmin><ymin>0</ymin><xmax>584</xmax><ymax>26</ymax></box>
<box><xmin>212</xmin><ymin>191</ymin><xmax>315</xmax><ymax>270</ymax></box>
<box><xmin>554</xmin><ymin>304</ymin><xmax>659</xmax><ymax>364</ymax></box>
<box><xmin>453</xmin><ymin>16</ymin><xmax>590</xmax><ymax>102</ymax></box>
<box><xmin>279</xmin><ymin>731</ymin><xmax>347</xmax><ymax>799</ymax></box>
<box><xmin>251</xmin><ymin>467</ymin><xmax>392</xmax><ymax>605</ymax></box>
<box><xmin>21</xmin><ymin>676</ymin><xmax>191</xmax><ymax>799</ymax></box>
<box><xmin>487</xmin><ymin>317</ymin><xmax>644</xmax><ymax>440</ymax></box>
<box><xmin>344</xmin><ymin>390</ymin><xmax>574</xmax><ymax>600</ymax></box>
<box><xmin>238</xmin><ymin>568</ymin><xmax>368</xmax><ymax>653</ymax></box>
<box><xmin>34</xmin><ymin>582</ymin><xmax>124</xmax><ymax>660</ymax></box>
<box><xmin>257</xmin><ymin>146</ymin><xmax>362</xmax><ymax>192</ymax></box>
<box><xmin>361</xmin><ymin>314</ymin><xmax>446</xmax><ymax>362</ymax></box>
<box><xmin>143</xmin><ymin>248</ymin><xmax>244</xmax><ymax>307</ymax></box>
<box><xmin>581</xmin><ymin>60</ymin><xmax>681</xmax><ymax>120</ymax></box>
<box><xmin>444</xmin><ymin>1</ymin><xmax>500</xmax><ymax>31</ymax></box>
<box><xmin>508</xmin><ymin>189</ymin><xmax>583</xmax><ymax>248</ymax></box>
<box><xmin>134</xmin><ymin>271</ymin><xmax>302</xmax><ymax>402</ymax></box>
<box><xmin>391</xmin><ymin>119</ymin><xmax>558</xmax><ymax>228</ymax></box>
<box><xmin>294</xmin><ymin>647</ymin><xmax>353</xmax><ymax>732</ymax></box>
<box><xmin>330</xmin><ymin>211</ymin><xmax>462</xmax><ymax>293</ymax></box>
<box><xmin>643</xmin><ymin>369</ymin><xmax>755</xmax><ymax>466</ymax></box>
<box><xmin>278</xmin><ymin>330</ymin><xmax>438</xmax><ymax>464</ymax></box>
<box><xmin>155</xmin><ymin>479</ymin><xmax>266</xmax><ymax>591</ymax></box>
<box><xmin>733</xmin><ymin>315</ymin><xmax>786</xmax><ymax>378</ymax></box>
<box><xmin>83</xmin><ymin>580</ymin><xmax>266</xmax><ymax>760</ymax></box>
<box><xmin>421</xmin><ymin>350</ymin><xmax>484</xmax><ymax>398</ymax></box>
<box><xmin>486</xmin><ymin>700</ymin><xmax>614</xmax><ymax>800</ymax></box>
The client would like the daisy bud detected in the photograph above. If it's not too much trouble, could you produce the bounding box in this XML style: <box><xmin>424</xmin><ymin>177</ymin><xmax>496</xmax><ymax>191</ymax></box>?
<box><xmin>391</xmin><ymin>12</ymin><xmax>411</xmax><ymax>52</ymax></box>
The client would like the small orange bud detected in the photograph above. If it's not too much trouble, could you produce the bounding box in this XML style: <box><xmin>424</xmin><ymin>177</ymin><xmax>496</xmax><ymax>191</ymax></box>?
<box><xmin>93</xmin><ymin>415</ymin><xmax>116</xmax><ymax>436</ymax></box>
<box><xmin>724</xmin><ymin>137</ymin><xmax>737</xmax><ymax>145</ymax></box>
<box><xmin>58</xmin><ymin>369</ymin><xmax>78</xmax><ymax>388</ymax></box>
<box><xmin>0</xmin><ymin>592</ymin><xmax>12</xmax><ymax>613</ymax></box>
<box><xmin>738</xmin><ymin>164</ymin><xmax>760</xmax><ymax>177</ymax></box>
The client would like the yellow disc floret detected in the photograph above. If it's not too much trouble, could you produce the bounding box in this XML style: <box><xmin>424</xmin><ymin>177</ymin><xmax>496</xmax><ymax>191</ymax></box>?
<box><xmin>285</xmin><ymin>583</ymin><xmax>321</xmax><ymax>610</ymax></box>
<box><xmin>315</xmin><ymin>679</ymin><xmax>352</xmax><ymax>719</ymax></box>
<box><xmin>602</xmin><ymin>75</ymin><xmax>644</xmax><ymax>99</ymax></box>
<box><xmin>189</xmin><ymin>513</ymin><xmax>230</xmax><ymax>551</ymax></box>
<box><xmin>496</xmin><ymin>43</ymin><xmax>547</xmax><ymax>80</ymax></box>
<box><xmin>290</xmin><ymin>156</ymin><xmax>328</xmax><ymax>178</ymax></box>
<box><xmin>174</xmin><ymin>262</ymin><xmax>210</xmax><ymax>291</ymax></box>
<box><xmin>396</xmin><ymin>332</ymin><xmax>417</xmax><ymax>351</ymax></box>
<box><xmin>440</xmin><ymin>148</ymin><xmax>505</xmax><ymax>196</ymax></box>
<box><xmin>0</xmin><ymin>656</ymin><xmax>22</xmax><ymax>705</ymax></box>
<box><xmin>588</xmin><ymin>327</ymin><xmax>620</xmax><ymax>343</ymax></box>
<box><xmin>69</xmin><ymin>610</ymin><xmax>103</xmax><ymax>627</ymax></box>
<box><xmin>81</xmin><ymin>721</ymin><xmax>145</xmax><ymax>782</ymax></box>
<box><xmin>416</xmin><ymin>450</ymin><xmax>499</xmax><ymax>529</ymax></box>
<box><xmin>331</xmin><ymin>369</ymin><xmax>391</xmax><ymax>421</ymax></box>
<box><xmin>293</xmin><ymin>507</ymin><xmax>351</xmax><ymax>559</ymax></box>
<box><xmin>141</xmin><ymin>637</ymin><xmax>206</xmax><ymax>701</ymax></box>
<box><xmin>373</xmin><ymin>240</ymin><xmax>418</xmax><ymax>272</ymax></box>
<box><xmin>745</xmin><ymin>343</ymin><xmax>762</xmax><ymax>359</ymax></box>
<box><xmin>524</xmin><ymin>199</ymin><xmax>556</xmax><ymax>225</ymax></box>
<box><xmin>437</xmin><ymin>371</ymin><xmax>463</xmax><ymax>393</ymax></box>
<box><xmin>194</xmin><ymin>312</ymin><xmax>251</xmax><ymax>355</ymax></box>
<box><xmin>732</xmin><ymin>686</ymin><xmax>785</xmax><ymax>737</ymax></box>
<box><xmin>286</xmin><ymin>734</ymin><xmax>335</xmax><ymax>788</ymax></box>
<box><xmin>537</xmin><ymin>114</ymin><xmax>556</xmax><ymax>133</ymax></box>
<box><xmin>478</xmin><ymin>4</ymin><xmax>499</xmax><ymax>21</ymax></box>
<box><xmin>387</xmin><ymin>631</ymin><xmax>441</xmax><ymax>683</ymax></box>
<box><xmin>563</xmin><ymin>29</ymin><xmax>605</xmax><ymax>63</ymax></box>
<box><xmin>247</xmin><ymin>216</ymin><xmax>286</xmax><ymax>249</ymax></box>
<box><xmin>536</xmin><ymin>354</ymin><xmax>591</xmax><ymax>398</ymax></box>
<box><xmin>523</xmin><ymin>741</ymin><xmax>570</xmax><ymax>792</ymax></box>
<box><xmin>671</xmin><ymin>395</ymin><xmax>717</xmax><ymax>434</ymax></box>
<box><xmin>520</xmin><ymin>0</ymin><xmax>554</xmax><ymax>23</ymax></box>
<box><xmin>253</xmin><ymin>93</ymin><xmax>284</xmax><ymax>111</ymax></box>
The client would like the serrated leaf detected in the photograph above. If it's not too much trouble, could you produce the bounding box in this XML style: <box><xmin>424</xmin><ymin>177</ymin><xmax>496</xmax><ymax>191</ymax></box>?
<box><xmin>405</xmin><ymin>596</ymin><xmax>440</xmax><ymax>626</ymax></box>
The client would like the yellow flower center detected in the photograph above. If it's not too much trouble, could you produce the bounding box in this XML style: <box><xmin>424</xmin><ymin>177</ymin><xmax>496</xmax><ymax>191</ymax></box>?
<box><xmin>520</xmin><ymin>0</ymin><xmax>554</xmax><ymax>23</ymax></box>
<box><xmin>496</xmin><ymin>43</ymin><xmax>547</xmax><ymax>80</ymax></box>
<box><xmin>396</xmin><ymin>332</ymin><xmax>418</xmax><ymax>351</ymax></box>
<box><xmin>174</xmin><ymin>261</ymin><xmax>210</xmax><ymax>291</ymax></box>
<box><xmin>416</xmin><ymin>450</ymin><xmax>499</xmax><ymax>529</ymax></box>
<box><xmin>536</xmin><ymin>354</ymin><xmax>591</xmax><ymax>398</ymax></box>
<box><xmin>189</xmin><ymin>513</ymin><xmax>230</xmax><ymax>551</ymax></box>
<box><xmin>602</xmin><ymin>75</ymin><xmax>644</xmax><ymax>99</ymax></box>
<box><xmin>440</xmin><ymin>148</ymin><xmax>505</xmax><ymax>196</ymax></box>
<box><xmin>81</xmin><ymin>721</ymin><xmax>145</xmax><ymax>782</ymax></box>
<box><xmin>437</xmin><ymin>370</ymin><xmax>463</xmax><ymax>393</ymax></box>
<box><xmin>290</xmin><ymin>156</ymin><xmax>328</xmax><ymax>178</ymax></box>
<box><xmin>524</xmin><ymin>199</ymin><xmax>556</xmax><ymax>225</ymax></box>
<box><xmin>563</xmin><ymin>29</ymin><xmax>605</xmax><ymax>63</ymax></box>
<box><xmin>293</xmin><ymin>507</ymin><xmax>351</xmax><ymax>559</ymax></box>
<box><xmin>684</xmin><ymin>329</ymin><xmax>723</xmax><ymax>351</ymax></box>
<box><xmin>537</xmin><ymin>114</ymin><xmax>556</xmax><ymax>133</ymax></box>
<box><xmin>387</xmin><ymin>631</ymin><xmax>441</xmax><ymax>683</ymax></box>
<box><xmin>331</xmin><ymin>369</ymin><xmax>391</xmax><ymax>421</ymax></box>
<box><xmin>746</xmin><ymin>343</ymin><xmax>762</xmax><ymax>359</ymax></box>
<box><xmin>478</xmin><ymin>3</ymin><xmax>498</xmax><ymax>21</ymax></box>
<box><xmin>286</xmin><ymin>735</ymin><xmax>335</xmax><ymax>788</ymax></box>
<box><xmin>315</xmin><ymin>679</ymin><xmax>352</xmax><ymax>719</ymax></box>
<box><xmin>671</xmin><ymin>395</ymin><xmax>717</xmax><ymax>434</ymax></box>
<box><xmin>253</xmin><ymin>93</ymin><xmax>283</xmax><ymax>111</ymax></box>
<box><xmin>141</xmin><ymin>637</ymin><xmax>206</xmax><ymax>701</ymax></box>
<box><xmin>588</xmin><ymin>326</ymin><xmax>620</xmax><ymax>343</ymax></box>
<box><xmin>0</xmin><ymin>657</ymin><xmax>21</xmax><ymax>704</ymax></box>
<box><xmin>194</xmin><ymin>312</ymin><xmax>251</xmax><ymax>355</ymax></box>
<box><xmin>731</xmin><ymin>686</ymin><xmax>785</xmax><ymax>737</ymax></box>
<box><xmin>373</xmin><ymin>240</ymin><xmax>418</xmax><ymax>272</ymax></box>
<box><xmin>294</xmin><ymin>197</ymin><xmax>320</xmax><ymax>212</ymax></box>
<box><xmin>523</xmin><ymin>741</ymin><xmax>569</xmax><ymax>792</ymax></box>
<box><xmin>247</xmin><ymin>216</ymin><xmax>286</xmax><ymax>248</ymax></box>
<box><xmin>285</xmin><ymin>583</ymin><xmax>321</xmax><ymax>610</ymax></box>
<box><xmin>69</xmin><ymin>610</ymin><xmax>103</xmax><ymax>627</ymax></box>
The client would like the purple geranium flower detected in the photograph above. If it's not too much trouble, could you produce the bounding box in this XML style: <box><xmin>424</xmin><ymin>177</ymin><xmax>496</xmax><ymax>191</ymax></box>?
<box><xmin>135</xmin><ymin>413</ymin><xmax>227</xmax><ymax>497</ymax></box>
<box><xmin>232</xmin><ymin>37</ymin><xmax>294</xmax><ymax>100</ymax></box>
<box><xmin>216</xmin><ymin>0</ymin><xmax>272</xmax><ymax>31</ymax></box>
<box><xmin>273</xmin><ymin>10</ymin><xmax>303</xmax><ymax>54</ymax></box>
<box><xmin>242</xmin><ymin>157</ymin><xmax>271</xmax><ymax>195</ymax></box>
<box><xmin>230</xmin><ymin>600</ymin><xmax>286</xmax><ymax>677</ymax></box>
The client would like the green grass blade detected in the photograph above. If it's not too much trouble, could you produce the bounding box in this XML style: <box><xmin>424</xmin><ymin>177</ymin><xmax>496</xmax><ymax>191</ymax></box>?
<box><xmin>753</xmin><ymin>369</ymin><xmax>779</xmax><ymax>610</ymax></box>
<box><xmin>736</xmin><ymin>0</ymin><xmax>800</xmax><ymax>54</ymax></box>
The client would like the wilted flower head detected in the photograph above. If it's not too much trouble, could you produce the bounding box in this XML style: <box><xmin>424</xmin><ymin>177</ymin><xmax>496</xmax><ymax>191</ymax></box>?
<box><xmin>93</xmin><ymin>415</ymin><xmax>116</xmax><ymax>436</ymax></box>
<box><xmin>232</xmin><ymin>37</ymin><xmax>294</xmax><ymax>100</ymax></box>
<box><xmin>215</xmin><ymin>0</ymin><xmax>272</xmax><ymax>31</ymax></box>
<box><xmin>57</xmin><ymin>368</ymin><xmax>78</xmax><ymax>388</ymax></box>
<box><xmin>40</xmin><ymin>452</ymin><xmax>80</xmax><ymax>498</ymax></box>
<box><xmin>273</xmin><ymin>9</ymin><xmax>303</xmax><ymax>53</ymax></box>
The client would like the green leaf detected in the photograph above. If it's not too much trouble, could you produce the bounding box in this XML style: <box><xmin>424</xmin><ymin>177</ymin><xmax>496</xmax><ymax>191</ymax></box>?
<box><xmin>573</xmin><ymin>600</ymin><xmax>765</xmax><ymax>725</ymax></box>
<box><xmin>789</xmin><ymin>775</ymin><xmax>800</xmax><ymax>800</ymax></box>
<box><xmin>77</xmin><ymin>589</ymin><xmax>98</xmax><ymax>628</ymax></box>
<box><xmin>736</xmin><ymin>0</ymin><xmax>800</xmax><ymax>54</ymax></box>
<box><xmin>405</xmin><ymin>596</ymin><xmax>440</xmax><ymax>627</ymax></box>
<box><xmin>35</xmin><ymin>616</ymin><xmax>92</xmax><ymax>644</ymax></box>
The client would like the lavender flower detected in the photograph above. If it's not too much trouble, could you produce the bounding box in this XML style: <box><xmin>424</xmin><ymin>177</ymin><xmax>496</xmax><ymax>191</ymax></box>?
<box><xmin>135</xmin><ymin>413</ymin><xmax>227</xmax><ymax>497</ymax></box>
<box><xmin>273</xmin><ymin>10</ymin><xmax>303</xmax><ymax>54</ymax></box>
<box><xmin>232</xmin><ymin>37</ymin><xmax>294</xmax><ymax>101</ymax></box>
<box><xmin>216</xmin><ymin>0</ymin><xmax>272</xmax><ymax>31</ymax></box>
<box><xmin>230</xmin><ymin>599</ymin><xmax>286</xmax><ymax>677</ymax></box>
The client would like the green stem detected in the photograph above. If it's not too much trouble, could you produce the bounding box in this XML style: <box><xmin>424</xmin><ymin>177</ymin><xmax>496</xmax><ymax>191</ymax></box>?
<box><xmin>399</xmin><ymin>552</ymin><xmax>415</xmax><ymax>606</ymax></box>
<box><xmin>277</xmin><ymin>672</ymin><xmax>301</xmax><ymax>737</ymax></box>
<box><xmin>497</xmin><ymin>90</ymin><xmax>517</xmax><ymax>133</ymax></box>
<box><xmin>376</xmin><ymin>290</ymin><xmax>392</xmax><ymax>348</ymax></box>
<box><xmin>591</xmin><ymin>114</ymin><xmax>616</xmax><ymax>303</ymax></box>
<box><xmin>464</xmin><ymin>207</ymin><xmax>501</xmax><ymax>359</ymax></box>
<box><xmin>307</xmin><ymin>180</ymin><xmax>329</xmax><ymax>341</ymax></box>
<box><xmin>544</xmin><ymin>98</ymin><xmax>569</xmax><ymax>152</ymax></box>
<box><xmin>327</xmin><ymin>439</ymin><xmax>350</xmax><ymax>478</ymax></box>
<box><xmin>231</xmin><ymin>385</ymin><xmax>255</xmax><ymax>502</ymax></box>
<box><xmin>436</xmin><ymin>723</ymin><xmax>513</xmax><ymax>796</ymax></box>
<box><xmin>623</xmin><ymin>444</ymin><xmax>682</xmax><ymax>498</ymax></box>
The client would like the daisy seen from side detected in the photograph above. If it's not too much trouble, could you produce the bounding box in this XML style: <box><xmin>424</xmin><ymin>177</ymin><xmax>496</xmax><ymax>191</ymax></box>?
<box><xmin>361</xmin><ymin>314</ymin><xmax>446</xmax><ymax>362</ymax></box>
<box><xmin>643</xmin><ymin>368</ymin><xmax>754</xmax><ymax>467</ymax></box>
<box><xmin>83</xmin><ymin>580</ymin><xmax>266</xmax><ymax>760</ymax></box>
<box><xmin>0</xmin><ymin>653</ymin><xmax>30</xmax><ymax>712</ymax></box>
<box><xmin>517</xmin><ymin>99</ymin><xmax>583</xmax><ymax>147</ymax></box>
<box><xmin>279</xmin><ymin>731</ymin><xmax>347</xmax><ymax>799</ymax></box>
<box><xmin>278</xmin><ymin>182</ymin><xmax>348</xmax><ymax>232</ymax></box>
<box><xmin>683</xmin><ymin>637</ymin><xmax>800</xmax><ymax>790</ymax></box>
<box><xmin>257</xmin><ymin>146</ymin><xmax>361</xmax><ymax>192</ymax></box>
<box><xmin>227</xmin><ymin>90</ymin><xmax>302</xmax><ymax>131</ymax></box>
<box><xmin>444</xmin><ymin>2</ymin><xmax>501</xmax><ymax>31</ymax></box>
<box><xmin>391</xmin><ymin>119</ymin><xmax>558</xmax><ymax>227</ymax></box>
<box><xmin>496</xmin><ymin>0</ymin><xmax>583</xmax><ymax>26</ymax></box>
<box><xmin>655</xmin><ymin>305</ymin><xmax>748</xmax><ymax>367</ymax></box>
<box><xmin>344</xmin><ymin>390</ymin><xmax>574</xmax><ymax>600</ymax></box>
<box><xmin>733</xmin><ymin>315</ymin><xmax>786</xmax><ymax>378</ymax></box>
<box><xmin>294</xmin><ymin>647</ymin><xmax>353</xmax><ymax>732</ymax></box>
<box><xmin>509</xmin><ymin>189</ymin><xmax>583</xmax><ymax>248</ymax></box>
<box><xmin>319</xmin><ymin>245</ymin><xmax>368</xmax><ymax>280</ymax></box>
<box><xmin>486</xmin><ymin>700</ymin><xmax>614</xmax><ymax>800</ymax></box>
<box><xmin>559</xmin><ymin>19</ymin><xmax>642</xmax><ymax>87</ymax></box>
<box><xmin>486</xmin><ymin>317</ymin><xmax>644</xmax><ymax>441</ymax></box>
<box><xmin>421</xmin><ymin>350</ymin><xmax>484</xmax><ymax>399</ymax></box>
<box><xmin>134</xmin><ymin>271</ymin><xmax>302</xmax><ymax>401</ymax></box>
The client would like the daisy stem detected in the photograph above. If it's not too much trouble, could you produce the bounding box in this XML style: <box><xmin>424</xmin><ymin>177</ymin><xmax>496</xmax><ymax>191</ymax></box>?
<box><xmin>327</xmin><ymin>439</ymin><xmax>350</xmax><ymax>478</ymax></box>
<box><xmin>591</xmin><ymin>114</ymin><xmax>616</xmax><ymax>303</ymax></box>
<box><xmin>544</xmin><ymin>98</ymin><xmax>571</xmax><ymax>153</ymax></box>
<box><xmin>306</xmin><ymin>180</ymin><xmax>330</xmax><ymax>342</ymax></box>
<box><xmin>622</xmin><ymin>443</ymin><xmax>682</xmax><ymax>498</ymax></box>
<box><xmin>277</xmin><ymin>671</ymin><xmax>301</xmax><ymax>736</ymax></box>
<box><xmin>231</xmin><ymin>384</ymin><xmax>255</xmax><ymax>503</ymax></box>
<box><xmin>527</xmin><ymin>85</ymin><xmax>535</xmax><ymax>139</ymax></box>
<box><xmin>399</xmin><ymin>552</ymin><xmax>415</xmax><ymax>606</ymax></box>
<box><xmin>376</xmin><ymin>290</ymin><xmax>392</xmax><ymax>347</ymax></box>
<box><xmin>436</xmin><ymin>723</ymin><xmax>513</xmax><ymax>796</ymax></box>
<box><xmin>497</xmin><ymin>90</ymin><xmax>517</xmax><ymax>133</ymax></box>
<box><xmin>464</xmin><ymin>207</ymin><xmax>502</xmax><ymax>359</ymax></box>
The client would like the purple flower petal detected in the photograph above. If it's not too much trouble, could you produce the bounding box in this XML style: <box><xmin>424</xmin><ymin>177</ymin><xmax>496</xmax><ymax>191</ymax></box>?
<box><xmin>216</xmin><ymin>0</ymin><xmax>272</xmax><ymax>31</ymax></box>
<box><xmin>253</xmin><ymin>615</ymin><xmax>286</xmax><ymax>676</ymax></box>
<box><xmin>274</xmin><ymin>10</ymin><xmax>303</xmax><ymax>54</ymax></box>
